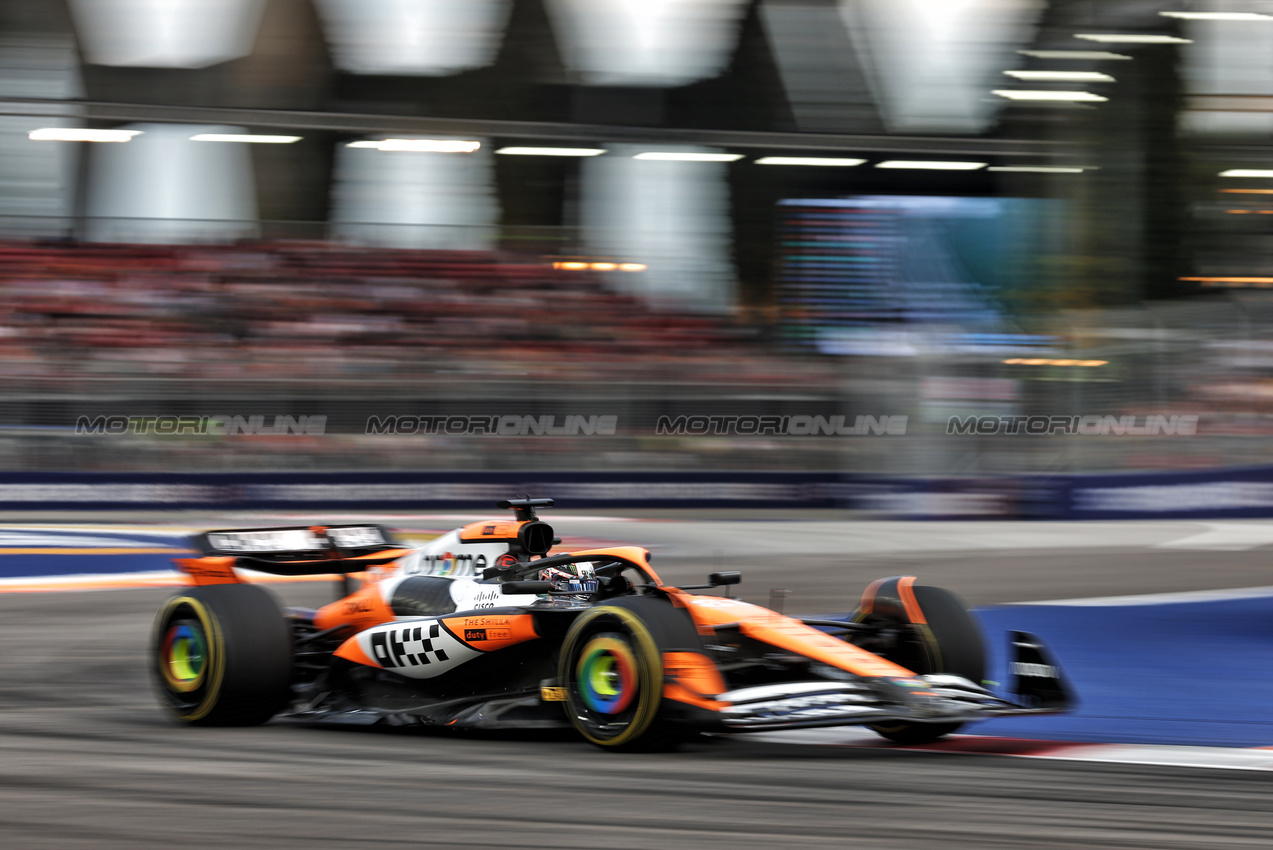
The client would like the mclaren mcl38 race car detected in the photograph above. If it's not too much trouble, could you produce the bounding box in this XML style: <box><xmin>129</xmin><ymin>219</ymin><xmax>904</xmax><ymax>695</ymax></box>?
<box><xmin>151</xmin><ymin>498</ymin><xmax>1073</xmax><ymax>750</ymax></box>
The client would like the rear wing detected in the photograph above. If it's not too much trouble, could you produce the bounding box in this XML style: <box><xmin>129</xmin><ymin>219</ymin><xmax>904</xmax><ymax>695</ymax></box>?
<box><xmin>179</xmin><ymin>525</ymin><xmax>411</xmax><ymax>582</ymax></box>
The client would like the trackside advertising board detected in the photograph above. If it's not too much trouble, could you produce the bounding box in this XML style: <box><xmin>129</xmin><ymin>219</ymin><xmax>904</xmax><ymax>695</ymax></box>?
<box><xmin>0</xmin><ymin>468</ymin><xmax>1271</xmax><ymax>518</ymax></box>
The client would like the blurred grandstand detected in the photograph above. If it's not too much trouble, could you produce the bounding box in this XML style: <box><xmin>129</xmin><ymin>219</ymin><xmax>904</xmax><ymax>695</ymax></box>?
<box><xmin>0</xmin><ymin>234</ymin><xmax>861</xmax><ymax>474</ymax></box>
<box><xmin>0</xmin><ymin>231</ymin><xmax>1267</xmax><ymax>481</ymax></box>
<box><xmin>0</xmin><ymin>239</ymin><xmax>783</xmax><ymax>384</ymax></box>
<box><xmin>0</xmin><ymin>1</ymin><xmax>1271</xmax><ymax>484</ymax></box>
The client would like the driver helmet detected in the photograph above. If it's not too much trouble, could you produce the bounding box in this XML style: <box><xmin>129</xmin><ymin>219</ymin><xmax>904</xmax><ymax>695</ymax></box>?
<box><xmin>538</xmin><ymin>561</ymin><xmax>598</xmax><ymax>594</ymax></box>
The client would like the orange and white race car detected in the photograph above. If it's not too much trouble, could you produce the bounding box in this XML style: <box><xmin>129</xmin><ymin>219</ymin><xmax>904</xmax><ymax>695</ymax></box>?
<box><xmin>151</xmin><ymin>498</ymin><xmax>1072</xmax><ymax>750</ymax></box>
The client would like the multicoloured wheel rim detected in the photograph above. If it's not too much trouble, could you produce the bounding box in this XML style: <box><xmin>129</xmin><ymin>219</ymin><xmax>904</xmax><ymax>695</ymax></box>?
<box><xmin>161</xmin><ymin>622</ymin><xmax>207</xmax><ymax>693</ymax></box>
<box><xmin>575</xmin><ymin>636</ymin><xmax>637</xmax><ymax>714</ymax></box>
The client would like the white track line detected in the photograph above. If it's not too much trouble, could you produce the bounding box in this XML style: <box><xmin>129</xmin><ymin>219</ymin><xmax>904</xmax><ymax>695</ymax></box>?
<box><xmin>1012</xmin><ymin>585</ymin><xmax>1273</xmax><ymax>606</ymax></box>
<box><xmin>750</xmin><ymin>729</ymin><xmax>1273</xmax><ymax>771</ymax></box>
<box><xmin>1156</xmin><ymin>522</ymin><xmax>1273</xmax><ymax>551</ymax></box>
<box><xmin>0</xmin><ymin>569</ymin><xmax>179</xmax><ymax>587</ymax></box>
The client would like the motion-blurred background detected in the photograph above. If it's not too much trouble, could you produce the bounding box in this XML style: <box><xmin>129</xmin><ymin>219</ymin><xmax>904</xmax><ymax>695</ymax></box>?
<box><xmin>1</xmin><ymin>0</ymin><xmax>1271</xmax><ymax>510</ymax></box>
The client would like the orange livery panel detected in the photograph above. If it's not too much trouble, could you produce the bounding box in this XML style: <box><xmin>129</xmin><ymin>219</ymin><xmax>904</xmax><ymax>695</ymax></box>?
<box><xmin>670</xmin><ymin>590</ymin><xmax>915</xmax><ymax>680</ymax></box>
<box><xmin>442</xmin><ymin>612</ymin><xmax>539</xmax><ymax>651</ymax></box>
<box><xmin>458</xmin><ymin>520</ymin><xmax>526</xmax><ymax>542</ymax></box>
<box><xmin>314</xmin><ymin>582</ymin><xmax>396</xmax><ymax>632</ymax></box>
<box><xmin>858</xmin><ymin>575</ymin><xmax>926</xmax><ymax>625</ymax></box>
<box><xmin>662</xmin><ymin>651</ymin><xmax>729</xmax><ymax>711</ymax></box>
<box><xmin>174</xmin><ymin>556</ymin><xmax>241</xmax><ymax>586</ymax></box>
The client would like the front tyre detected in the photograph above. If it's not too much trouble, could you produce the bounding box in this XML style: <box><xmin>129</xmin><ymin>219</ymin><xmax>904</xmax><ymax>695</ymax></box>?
<box><xmin>856</xmin><ymin>580</ymin><xmax>986</xmax><ymax>745</ymax></box>
<box><xmin>151</xmin><ymin>584</ymin><xmax>292</xmax><ymax>726</ymax></box>
<box><xmin>559</xmin><ymin>601</ymin><xmax>686</xmax><ymax>751</ymax></box>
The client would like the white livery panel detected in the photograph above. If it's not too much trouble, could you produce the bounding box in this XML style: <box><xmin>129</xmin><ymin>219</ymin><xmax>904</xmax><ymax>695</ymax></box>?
<box><xmin>450</xmin><ymin>580</ymin><xmax>541</xmax><ymax>610</ymax></box>
<box><xmin>356</xmin><ymin>618</ymin><xmax>480</xmax><ymax>679</ymax></box>
<box><xmin>398</xmin><ymin>529</ymin><xmax>510</xmax><ymax>578</ymax></box>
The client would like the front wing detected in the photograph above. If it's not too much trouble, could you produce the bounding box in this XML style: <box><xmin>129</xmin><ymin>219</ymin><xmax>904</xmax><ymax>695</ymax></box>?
<box><xmin>287</xmin><ymin>671</ymin><xmax>1064</xmax><ymax>734</ymax></box>
<box><xmin>701</xmin><ymin>629</ymin><xmax>1074</xmax><ymax>733</ymax></box>
<box><xmin>712</xmin><ymin>674</ymin><xmax>1060</xmax><ymax>732</ymax></box>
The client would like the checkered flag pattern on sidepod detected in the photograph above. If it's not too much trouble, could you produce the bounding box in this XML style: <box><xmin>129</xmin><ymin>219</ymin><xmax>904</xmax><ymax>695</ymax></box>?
<box><xmin>392</xmin><ymin>623</ymin><xmax>449</xmax><ymax>666</ymax></box>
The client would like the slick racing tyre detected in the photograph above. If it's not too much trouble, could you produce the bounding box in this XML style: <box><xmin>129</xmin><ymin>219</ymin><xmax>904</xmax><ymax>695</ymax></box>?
<box><xmin>559</xmin><ymin>597</ymin><xmax>698</xmax><ymax>752</ymax></box>
<box><xmin>853</xmin><ymin>579</ymin><xmax>986</xmax><ymax>745</ymax></box>
<box><xmin>151</xmin><ymin>584</ymin><xmax>292</xmax><ymax>726</ymax></box>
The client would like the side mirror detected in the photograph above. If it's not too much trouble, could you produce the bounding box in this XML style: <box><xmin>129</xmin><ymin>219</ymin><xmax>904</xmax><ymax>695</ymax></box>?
<box><xmin>709</xmin><ymin>571</ymin><xmax>741</xmax><ymax>587</ymax></box>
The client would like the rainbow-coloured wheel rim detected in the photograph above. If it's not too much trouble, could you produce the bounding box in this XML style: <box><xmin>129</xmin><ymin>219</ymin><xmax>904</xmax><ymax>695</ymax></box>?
<box><xmin>161</xmin><ymin>622</ymin><xmax>207</xmax><ymax>693</ymax></box>
<box><xmin>575</xmin><ymin>636</ymin><xmax>638</xmax><ymax>714</ymax></box>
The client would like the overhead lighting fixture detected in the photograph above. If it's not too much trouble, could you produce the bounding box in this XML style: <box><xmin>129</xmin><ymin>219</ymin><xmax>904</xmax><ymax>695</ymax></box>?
<box><xmin>633</xmin><ymin>152</ymin><xmax>743</xmax><ymax>162</ymax></box>
<box><xmin>378</xmin><ymin>139</ymin><xmax>480</xmax><ymax>153</ymax></box>
<box><xmin>553</xmin><ymin>260</ymin><xmax>647</xmax><ymax>271</ymax></box>
<box><xmin>1220</xmin><ymin>170</ymin><xmax>1273</xmax><ymax>178</ymax></box>
<box><xmin>993</xmin><ymin>90</ymin><xmax>1108</xmax><ymax>102</ymax></box>
<box><xmin>1160</xmin><ymin>11</ymin><xmax>1273</xmax><ymax>21</ymax></box>
<box><xmin>346</xmin><ymin>139</ymin><xmax>481</xmax><ymax>153</ymax></box>
<box><xmin>1181</xmin><ymin>276</ymin><xmax>1273</xmax><ymax>286</ymax></box>
<box><xmin>988</xmin><ymin>166</ymin><xmax>1085</xmax><ymax>173</ymax></box>
<box><xmin>1003</xmin><ymin>358</ymin><xmax>1106</xmax><ymax>367</ymax></box>
<box><xmin>29</xmin><ymin>128</ymin><xmax>140</xmax><ymax>142</ymax></box>
<box><xmin>1003</xmin><ymin>70</ymin><xmax>1114</xmax><ymax>82</ymax></box>
<box><xmin>190</xmin><ymin>134</ymin><xmax>301</xmax><ymax>144</ymax></box>
<box><xmin>495</xmin><ymin>147</ymin><xmax>607</xmax><ymax>157</ymax></box>
<box><xmin>1074</xmin><ymin>34</ymin><xmax>1192</xmax><ymax>44</ymax></box>
<box><xmin>1221</xmin><ymin>188</ymin><xmax>1273</xmax><ymax>194</ymax></box>
<box><xmin>1018</xmin><ymin>50</ymin><xmax>1132</xmax><ymax>60</ymax></box>
<box><xmin>875</xmin><ymin>161</ymin><xmax>987</xmax><ymax>171</ymax></box>
<box><xmin>754</xmin><ymin>156</ymin><xmax>866</xmax><ymax>166</ymax></box>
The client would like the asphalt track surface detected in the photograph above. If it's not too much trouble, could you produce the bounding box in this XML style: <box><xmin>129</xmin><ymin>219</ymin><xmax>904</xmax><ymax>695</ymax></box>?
<box><xmin>7</xmin><ymin>521</ymin><xmax>1273</xmax><ymax>847</ymax></box>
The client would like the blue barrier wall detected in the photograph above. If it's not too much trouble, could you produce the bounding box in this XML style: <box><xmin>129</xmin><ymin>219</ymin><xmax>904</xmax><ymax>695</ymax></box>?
<box><xmin>3</xmin><ymin>467</ymin><xmax>1273</xmax><ymax>517</ymax></box>
<box><xmin>1033</xmin><ymin>465</ymin><xmax>1273</xmax><ymax>520</ymax></box>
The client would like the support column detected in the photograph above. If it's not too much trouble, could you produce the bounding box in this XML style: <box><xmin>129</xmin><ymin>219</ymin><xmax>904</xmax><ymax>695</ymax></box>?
<box><xmin>581</xmin><ymin>145</ymin><xmax>736</xmax><ymax>312</ymax></box>
<box><xmin>84</xmin><ymin>124</ymin><xmax>259</xmax><ymax>243</ymax></box>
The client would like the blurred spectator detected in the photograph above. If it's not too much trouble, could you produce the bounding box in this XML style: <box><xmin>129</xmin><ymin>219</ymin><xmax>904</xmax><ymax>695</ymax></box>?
<box><xmin>0</xmin><ymin>239</ymin><xmax>827</xmax><ymax>386</ymax></box>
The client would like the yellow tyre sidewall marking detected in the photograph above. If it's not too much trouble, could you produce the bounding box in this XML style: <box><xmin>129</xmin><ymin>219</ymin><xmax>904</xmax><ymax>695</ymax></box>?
<box><xmin>560</xmin><ymin>606</ymin><xmax>663</xmax><ymax>747</ymax></box>
<box><xmin>156</xmin><ymin>596</ymin><xmax>226</xmax><ymax>722</ymax></box>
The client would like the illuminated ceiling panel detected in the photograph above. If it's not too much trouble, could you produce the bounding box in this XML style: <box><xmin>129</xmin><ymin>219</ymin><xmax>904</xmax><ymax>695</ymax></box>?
<box><xmin>315</xmin><ymin>0</ymin><xmax>512</xmax><ymax>76</ymax></box>
<box><xmin>546</xmin><ymin>0</ymin><xmax>749</xmax><ymax>86</ymax></box>
<box><xmin>1179</xmin><ymin>0</ymin><xmax>1273</xmax><ymax>136</ymax></box>
<box><xmin>840</xmin><ymin>0</ymin><xmax>1045</xmax><ymax>133</ymax></box>
<box><xmin>84</xmin><ymin>124</ymin><xmax>260</xmax><ymax>243</ymax></box>
<box><xmin>331</xmin><ymin>137</ymin><xmax>499</xmax><ymax>250</ymax></box>
<box><xmin>69</xmin><ymin>0</ymin><xmax>266</xmax><ymax>68</ymax></box>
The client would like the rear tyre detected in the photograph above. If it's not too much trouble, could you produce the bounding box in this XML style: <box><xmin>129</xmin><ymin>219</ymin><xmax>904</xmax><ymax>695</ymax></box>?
<box><xmin>856</xmin><ymin>581</ymin><xmax>985</xmax><ymax>744</ymax></box>
<box><xmin>559</xmin><ymin>597</ymin><xmax>696</xmax><ymax>752</ymax></box>
<box><xmin>151</xmin><ymin>584</ymin><xmax>293</xmax><ymax>726</ymax></box>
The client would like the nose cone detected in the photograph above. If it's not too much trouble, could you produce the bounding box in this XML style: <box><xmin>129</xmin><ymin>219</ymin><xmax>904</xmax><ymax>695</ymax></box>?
<box><xmin>879</xmin><ymin>676</ymin><xmax>963</xmax><ymax>719</ymax></box>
